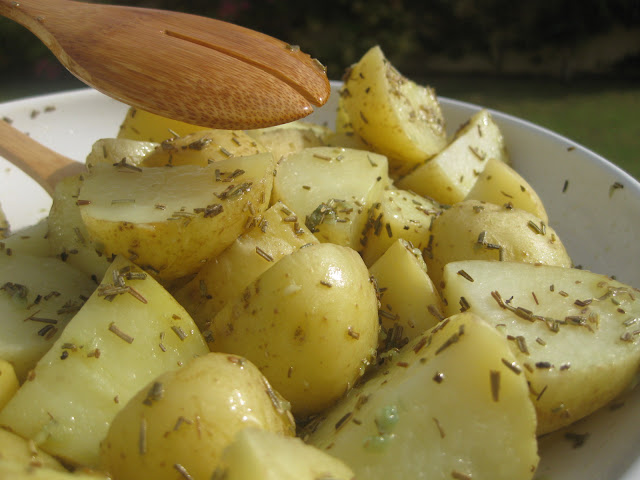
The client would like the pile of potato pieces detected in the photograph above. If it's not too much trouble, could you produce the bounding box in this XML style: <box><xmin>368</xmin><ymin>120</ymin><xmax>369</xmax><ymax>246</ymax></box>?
<box><xmin>0</xmin><ymin>45</ymin><xmax>638</xmax><ymax>480</ymax></box>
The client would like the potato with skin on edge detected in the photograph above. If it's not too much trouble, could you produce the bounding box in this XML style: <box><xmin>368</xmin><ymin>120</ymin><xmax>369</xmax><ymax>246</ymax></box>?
<box><xmin>142</xmin><ymin>129</ymin><xmax>267</xmax><ymax>167</ymax></box>
<box><xmin>207</xmin><ymin>242</ymin><xmax>379</xmax><ymax>418</ymax></box>
<box><xmin>308</xmin><ymin>312</ymin><xmax>539</xmax><ymax>480</ymax></box>
<box><xmin>465</xmin><ymin>157</ymin><xmax>548</xmax><ymax>222</ymax></box>
<box><xmin>272</xmin><ymin>146</ymin><xmax>389</xmax><ymax>251</ymax></box>
<box><xmin>360</xmin><ymin>187</ymin><xmax>442</xmax><ymax>267</ymax></box>
<box><xmin>397</xmin><ymin>108</ymin><xmax>508</xmax><ymax>205</ymax></box>
<box><xmin>85</xmin><ymin>138</ymin><xmax>158</xmax><ymax>170</ymax></box>
<box><xmin>341</xmin><ymin>45</ymin><xmax>447</xmax><ymax>176</ymax></box>
<box><xmin>172</xmin><ymin>201</ymin><xmax>319</xmax><ymax>330</ymax></box>
<box><xmin>245</xmin><ymin>121</ymin><xmax>331</xmax><ymax>161</ymax></box>
<box><xmin>0</xmin><ymin>256</ymin><xmax>209</xmax><ymax>467</ymax></box>
<box><xmin>79</xmin><ymin>152</ymin><xmax>276</xmax><ymax>282</ymax></box>
<box><xmin>440</xmin><ymin>260</ymin><xmax>640</xmax><ymax>435</ymax></box>
<box><xmin>424</xmin><ymin>199</ymin><xmax>571</xmax><ymax>289</ymax></box>
<box><xmin>117</xmin><ymin>106</ymin><xmax>207</xmax><ymax>143</ymax></box>
<box><xmin>101</xmin><ymin>352</ymin><xmax>295</xmax><ymax>480</ymax></box>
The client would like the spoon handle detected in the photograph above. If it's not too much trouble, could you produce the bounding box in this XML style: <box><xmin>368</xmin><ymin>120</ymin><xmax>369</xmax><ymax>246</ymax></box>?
<box><xmin>0</xmin><ymin>120</ymin><xmax>85</xmax><ymax>196</ymax></box>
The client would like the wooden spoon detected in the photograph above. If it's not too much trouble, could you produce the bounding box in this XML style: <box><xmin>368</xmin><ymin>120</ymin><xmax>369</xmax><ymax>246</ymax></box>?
<box><xmin>0</xmin><ymin>119</ymin><xmax>85</xmax><ymax>196</ymax></box>
<box><xmin>0</xmin><ymin>0</ymin><xmax>330</xmax><ymax>130</ymax></box>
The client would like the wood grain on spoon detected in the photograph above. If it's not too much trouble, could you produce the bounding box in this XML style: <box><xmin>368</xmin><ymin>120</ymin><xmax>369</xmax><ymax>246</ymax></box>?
<box><xmin>0</xmin><ymin>0</ymin><xmax>330</xmax><ymax>129</ymax></box>
<box><xmin>0</xmin><ymin>120</ymin><xmax>85</xmax><ymax>196</ymax></box>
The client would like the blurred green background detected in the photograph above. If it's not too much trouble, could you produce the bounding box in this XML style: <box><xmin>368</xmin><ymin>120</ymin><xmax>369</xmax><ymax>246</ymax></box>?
<box><xmin>1</xmin><ymin>0</ymin><xmax>639</xmax><ymax>178</ymax></box>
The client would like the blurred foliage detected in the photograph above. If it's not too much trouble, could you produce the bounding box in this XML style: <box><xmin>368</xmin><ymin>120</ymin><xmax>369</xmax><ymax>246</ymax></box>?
<box><xmin>1</xmin><ymin>0</ymin><xmax>639</xmax><ymax>81</ymax></box>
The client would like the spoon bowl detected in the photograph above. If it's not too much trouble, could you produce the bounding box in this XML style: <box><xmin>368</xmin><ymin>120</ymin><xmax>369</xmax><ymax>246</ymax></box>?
<box><xmin>0</xmin><ymin>0</ymin><xmax>330</xmax><ymax>129</ymax></box>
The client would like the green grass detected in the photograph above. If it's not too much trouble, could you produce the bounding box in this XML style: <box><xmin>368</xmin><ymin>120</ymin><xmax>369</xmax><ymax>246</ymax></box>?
<box><xmin>2</xmin><ymin>74</ymin><xmax>639</xmax><ymax>180</ymax></box>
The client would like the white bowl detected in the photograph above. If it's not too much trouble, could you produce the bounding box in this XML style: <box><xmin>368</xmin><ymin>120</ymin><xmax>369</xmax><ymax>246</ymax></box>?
<box><xmin>1</xmin><ymin>83</ymin><xmax>639</xmax><ymax>479</ymax></box>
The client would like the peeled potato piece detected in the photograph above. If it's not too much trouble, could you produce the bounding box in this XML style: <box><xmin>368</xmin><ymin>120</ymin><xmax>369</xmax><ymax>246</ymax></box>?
<box><xmin>369</xmin><ymin>239</ymin><xmax>444</xmax><ymax>350</ymax></box>
<box><xmin>217</xmin><ymin>428</ymin><xmax>354</xmax><ymax>480</ymax></box>
<box><xmin>0</xmin><ymin>427</ymin><xmax>65</xmax><ymax>472</ymax></box>
<box><xmin>0</xmin><ymin>253</ymin><xmax>96</xmax><ymax>381</ymax></box>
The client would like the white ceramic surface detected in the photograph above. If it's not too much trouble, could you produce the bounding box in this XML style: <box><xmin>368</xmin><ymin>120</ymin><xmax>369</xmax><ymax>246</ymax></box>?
<box><xmin>1</xmin><ymin>84</ymin><xmax>639</xmax><ymax>479</ymax></box>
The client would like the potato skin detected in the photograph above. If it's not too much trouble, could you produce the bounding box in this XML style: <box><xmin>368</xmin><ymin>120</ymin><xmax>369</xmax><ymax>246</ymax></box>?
<box><xmin>426</xmin><ymin>200</ymin><xmax>572</xmax><ymax>289</ymax></box>
<box><xmin>207</xmin><ymin>243</ymin><xmax>379</xmax><ymax>417</ymax></box>
<box><xmin>101</xmin><ymin>352</ymin><xmax>295</xmax><ymax>480</ymax></box>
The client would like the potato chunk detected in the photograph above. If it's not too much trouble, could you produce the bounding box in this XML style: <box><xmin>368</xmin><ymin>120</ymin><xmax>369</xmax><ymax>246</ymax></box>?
<box><xmin>370</xmin><ymin>239</ymin><xmax>444</xmax><ymax>350</ymax></box>
<box><xmin>272</xmin><ymin>146</ymin><xmax>389</xmax><ymax>251</ymax></box>
<box><xmin>465</xmin><ymin>157</ymin><xmax>548</xmax><ymax>222</ymax></box>
<box><xmin>360</xmin><ymin>187</ymin><xmax>442</xmax><ymax>267</ymax></box>
<box><xmin>79</xmin><ymin>153</ymin><xmax>276</xmax><ymax>281</ymax></box>
<box><xmin>207</xmin><ymin>243</ymin><xmax>379</xmax><ymax>417</ymax></box>
<box><xmin>217</xmin><ymin>428</ymin><xmax>354</xmax><ymax>480</ymax></box>
<box><xmin>0</xmin><ymin>257</ymin><xmax>208</xmax><ymax>466</ymax></box>
<box><xmin>85</xmin><ymin>138</ymin><xmax>158</xmax><ymax>169</ymax></box>
<box><xmin>308</xmin><ymin>312</ymin><xmax>539</xmax><ymax>480</ymax></box>
<box><xmin>117</xmin><ymin>106</ymin><xmax>206</xmax><ymax>142</ymax></box>
<box><xmin>246</xmin><ymin>121</ymin><xmax>330</xmax><ymax>161</ymax></box>
<box><xmin>101</xmin><ymin>352</ymin><xmax>295</xmax><ymax>480</ymax></box>
<box><xmin>141</xmin><ymin>129</ymin><xmax>266</xmax><ymax>167</ymax></box>
<box><xmin>341</xmin><ymin>46</ymin><xmax>447</xmax><ymax>176</ymax></box>
<box><xmin>0</xmin><ymin>253</ymin><xmax>96</xmax><ymax>380</ymax></box>
<box><xmin>173</xmin><ymin>201</ymin><xmax>319</xmax><ymax>329</ymax></box>
<box><xmin>441</xmin><ymin>260</ymin><xmax>640</xmax><ymax>434</ymax></box>
<box><xmin>0</xmin><ymin>427</ymin><xmax>64</xmax><ymax>472</ymax></box>
<box><xmin>48</xmin><ymin>175</ymin><xmax>112</xmax><ymax>281</ymax></box>
<box><xmin>0</xmin><ymin>360</ymin><xmax>19</xmax><ymax>411</ymax></box>
<box><xmin>397</xmin><ymin>109</ymin><xmax>508</xmax><ymax>204</ymax></box>
<box><xmin>425</xmin><ymin>200</ymin><xmax>572</xmax><ymax>288</ymax></box>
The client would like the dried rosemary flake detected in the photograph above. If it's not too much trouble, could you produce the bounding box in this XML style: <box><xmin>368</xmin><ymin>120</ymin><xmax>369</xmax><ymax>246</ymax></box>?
<box><xmin>564</xmin><ymin>432</ymin><xmax>589</xmax><ymax>449</ymax></box>
<box><xmin>113</xmin><ymin>158</ymin><xmax>143</xmax><ymax>173</ymax></box>
<box><xmin>143</xmin><ymin>381</ymin><xmax>164</xmax><ymax>405</ymax></box>
<box><xmin>219</xmin><ymin>146</ymin><xmax>233</xmax><ymax>157</ymax></box>
<box><xmin>452</xmin><ymin>470</ymin><xmax>473</xmax><ymax>480</ymax></box>
<box><xmin>139</xmin><ymin>417</ymin><xmax>147</xmax><ymax>454</ymax></box>
<box><xmin>468</xmin><ymin>145</ymin><xmax>486</xmax><ymax>160</ymax></box>
<box><xmin>111</xmin><ymin>198</ymin><xmax>135</xmax><ymax>205</ymax></box>
<box><xmin>501</xmin><ymin>358</ymin><xmax>522</xmax><ymax>374</ymax></box>
<box><xmin>174</xmin><ymin>463</ymin><xmax>195</xmax><ymax>480</ymax></box>
<box><xmin>428</xmin><ymin>304</ymin><xmax>445</xmax><ymax>321</ymax></box>
<box><xmin>334</xmin><ymin>411</ymin><xmax>353</xmax><ymax>431</ymax></box>
<box><xmin>514</xmin><ymin>335</ymin><xmax>529</xmax><ymax>355</ymax></box>
<box><xmin>255</xmin><ymin>246</ymin><xmax>274</xmax><ymax>262</ymax></box>
<box><xmin>108</xmin><ymin>322</ymin><xmax>134</xmax><ymax>344</ymax></box>
<box><xmin>490</xmin><ymin>370</ymin><xmax>501</xmax><ymax>401</ymax></box>
<box><xmin>171</xmin><ymin>325</ymin><xmax>188</xmax><ymax>341</ymax></box>
<box><xmin>457</xmin><ymin>270</ymin><xmax>474</xmax><ymax>282</ymax></box>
